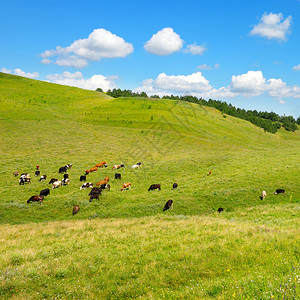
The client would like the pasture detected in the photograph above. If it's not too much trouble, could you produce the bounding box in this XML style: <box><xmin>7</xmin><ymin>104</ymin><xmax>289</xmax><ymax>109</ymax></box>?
<box><xmin>0</xmin><ymin>72</ymin><xmax>299</xmax><ymax>299</ymax></box>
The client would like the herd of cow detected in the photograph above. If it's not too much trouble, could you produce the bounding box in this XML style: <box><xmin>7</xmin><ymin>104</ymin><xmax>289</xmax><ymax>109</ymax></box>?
<box><xmin>14</xmin><ymin>161</ymin><xmax>177</xmax><ymax>215</ymax></box>
<box><xmin>14</xmin><ymin>161</ymin><xmax>286</xmax><ymax>216</ymax></box>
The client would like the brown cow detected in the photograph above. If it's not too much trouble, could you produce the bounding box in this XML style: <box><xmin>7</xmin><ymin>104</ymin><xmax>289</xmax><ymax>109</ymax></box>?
<box><xmin>85</xmin><ymin>169</ymin><xmax>90</xmax><ymax>175</ymax></box>
<box><xmin>73</xmin><ymin>205</ymin><xmax>80</xmax><ymax>215</ymax></box>
<box><xmin>148</xmin><ymin>184</ymin><xmax>161</xmax><ymax>191</ymax></box>
<box><xmin>163</xmin><ymin>200</ymin><xmax>173</xmax><ymax>211</ymax></box>
<box><xmin>89</xmin><ymin>167</ymin><xmax>98</xmax><ymax>173</ymax></box>
<box><xmin>96</xmin><ymin>176</ymin><xmax>109</xmax><ymax>186</ymax></box>
<box><xmin>27</xmin><ymin>195</ymin><xmax>44</xmax><ymax>204</ymax></box>
<box><xmin>121</xmin><ymin>182</ymin><xmax>131</xmax><ymax>191</ymax></box>
<box><xmin>13</xmin><ymin>171</ymin><xmax>19</xmax><ymax>177</ymax></box>
<box><xmin>95</xmin><ymin>161</ymin><xmax>107</xmax><ymax>168</ymax></box>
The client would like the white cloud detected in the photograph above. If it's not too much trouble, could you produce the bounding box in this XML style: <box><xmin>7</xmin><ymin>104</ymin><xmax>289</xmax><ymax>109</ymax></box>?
<box><xmin>250</xmin><ymin>12</ymin><xmax>292</xmax><ymax>41</ymax></box>
<box><xmin>56</xmin><ymin>56</ymin><xmax>88</xmax><ymax>68</ymax></box>
<box><xmin>40</xmin><ymin>28</ymin><xmax>134</xmax><ymax>68</ymax></box>
<box><xmin>40</xmin><ymin>58</ymin><xmax>53</xmax><ymax>64</ymax></box>
<box><xmin>197</xmin><ymin>63</ymin><xmax>220</xmax><ymax>70</ymax></box>
<box><xmin>292</xmin><ymin>64</ymin><xmax>300</xmax><ymax>71</ymax></box>
<box><xmin>230</xmin><ymin>71</ymin><xmax>267</xmax><ymax>96</ymax></box>
<box><xmin>1</xmin><ymin>68</ymin><xmax>39</xmax><ymax>79</ymax></box>
<box><xmin>184</xmin><ymin>43</ymin><xmax>206</xmax><ymax>55</ymax></box>
<box><xmin>1</xmin><ymin>68</ymin><xmax>12</xmax><ymax>74</ymax></box>
<box><xmin>135</xmin><ymin>70</ymin><xmax>300</xmax><ymax>101</ymax></box>
<box><xmin>46</xmin><ymin>71</ymin><xmax>117</xmax><ymax>91</ymax></box>
<box><xmin>144</xmin><ymin>27</ymin><xmax>183</xmax><ymax>55</ymax></box>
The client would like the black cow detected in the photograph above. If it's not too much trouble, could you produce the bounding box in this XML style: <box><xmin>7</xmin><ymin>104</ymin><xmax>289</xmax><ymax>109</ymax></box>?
<box><xmin>274</xmin><ymin>189</ymin><xmax>285</xmax><ymax>195</ymax></box>
<box><xmin>27</xmin><ymin>195</ymin><xmax>44</xmax><ymax>204</ymax></box>
<box><xmin>163</xmin><ymin>200</ymin><xmax>173</xmax><ymax>211</ymax></box>
<box><xmin>100</xmin><ymin>183</ymin><xmax>110</xmax><ymax>190</ymax></box>
<box><xmin>148</xmin><ymin>184</ymin><xmax>161</xmax><ymax>191</ymax></box>
<box><xmin>80</xmin><ymin>175</ymin><xmax>86</xmax><ymax>182</ymax></box>
<box><xmin>58</xmin><ymin>166</ymin><xmax>67</xmax><ymax>174</ymax></box>
<box><xmin>89</xmin><ymin>187</ymin><xmax>102</xmax><ymax>202</ymax></box>
<box><xmin>39</xmin><ymin>188</ymin><xmax>50</xmax><ymax>197</ymax></box>
<box><xmin>115</xmin><ymin>173</ymin><xmax>121</xmax><ymax>179</ymax></box>
<box><xmin>217</xmin><ymin>207</ymin><xmax>224</xmax><ymax>213</ymax></box>
<box><xmin>34</xmin><ymin>170</ymin><xmax>40</xmax><ymax>177</ymax></box>
<box><xmin>172</xmin><ymin>183</ymin><xmax>178</xmax><ymax>189</ymax></box>
<box><xmin>49</xmin><ymin>178</ymin><xmax>58</xmax><ymax>184</ymax></box>
<box><xmin>63</xmin><ymin>173</ymin><xmax>69</xmax><ymax>179</ymax></box>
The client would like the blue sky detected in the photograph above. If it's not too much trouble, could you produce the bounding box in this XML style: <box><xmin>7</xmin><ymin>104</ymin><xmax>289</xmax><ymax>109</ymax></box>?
<box><xmin>1</xmin><ymin>0</ymin><xmax>300</xmax><ymax>117</ymax></box>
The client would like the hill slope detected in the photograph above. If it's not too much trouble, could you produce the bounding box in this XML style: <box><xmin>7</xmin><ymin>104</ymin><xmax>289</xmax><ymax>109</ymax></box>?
<box><xmin>0</xmin><ymin>73</ymin><xmax>299</xmax><ymax>299</ymax></box>
<box><xmin>0</xmin><ymin>72</ymin><xmax>299</xmax><ymax>225</ymax></box>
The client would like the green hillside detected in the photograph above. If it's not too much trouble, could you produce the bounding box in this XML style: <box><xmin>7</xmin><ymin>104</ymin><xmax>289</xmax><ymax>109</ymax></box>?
<box><xmin>0</xmin><ymin>73</ymin><xmax>299</xmax><ymax>299</ymax></box>
<box><xmin>0</xmin><ymin>72</ymin><xmax>299</xmax><ymax>224</ymax></box>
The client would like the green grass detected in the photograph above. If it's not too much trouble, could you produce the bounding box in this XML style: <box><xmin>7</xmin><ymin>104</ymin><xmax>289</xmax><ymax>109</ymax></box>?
<box><xmin>0</xmin><ymin>73</ymin><xmax>299</xmax><ymax>299</ymax></box>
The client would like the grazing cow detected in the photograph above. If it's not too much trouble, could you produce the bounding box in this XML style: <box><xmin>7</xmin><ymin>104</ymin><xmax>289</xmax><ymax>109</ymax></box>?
<box><xmin>260</xmin><ymin>190</ymin><xmax>267</xmax><ymax>200</ymax></box>
<box><xmin>13</xmin><ymin>171</ymin><xmax>19</xmax><ymax>177</ymax></box>
<box><xmin>89</xmin><ymin>167</ymin><xmax>98</xmax><ymax>173</ymax></box>
<box><xmin>80</xmin><ymin>175</ymin><xmax>86</xmax><ymax>182</ymax></box>
<box><xmin>112</xmin><ymin>164</ymin><xmax>124</xmax><ymax>170</ymax></box>
<box><xmin>96</xmin><ymin>176</ymin><xmax>109</xmax><ymax>186</ymax></box>
<box><xmin>52</xmin><ymin>180</ymin><xmax>61</xmax><ymax>189</ymax></box>
<box><xmin>63</xmin><ymin>173</ymin><xmax>69</xmax><ymax>179</ymax></box>
<box><xmin>131</xmin><ymin>164</ymin><xmax>140</xmax><ymax>169</ymax></box>
<box><xmin>61</xmin><ymin>178</ymin><xmax>70</xmax><ymax>186</ymax></box>
<box><xmin>172</xmin><ymin>183</ymin><xmax>178</xmax><ymax>189</ymax></box>
<box><xmin>274</xmin><ymin>189</ymin><xmax>285</xmax><ymax>195</ymax></box>
<box><xmin>95</xmin><ymin>161</ymin><xmax>107</xmax><ymax>168</ymax></box>
<box><xmin>27</xmin><ymin>195</ymin><xmax>44</xmax><ymax>204</ymax></box>
<box><xmin>59</xmin><ymin>166</ymin><xmax>67</xmax><ymax>174</ymax></box>
<box><xmin>80</xmin><ymin>182</ymin><xmax>93</xmax><ymax>190</ymax></box>
<box><xmin>163</xmin><ymin>200</ymin><xmax>173</xmax><ymax>211</ymax></box>
<box><xmin>121</xmin><ymin>182</ymin><xmax>131</xmax><ymax>191</ymax></box>
<box><xmin>39</xmin><ymin>188</ymin><xmax>50</xmax><ymax>197</ymax></box>
<box><xmin>89</xmin><ymin>187</ymin><xmax>102</xmax><ymax>202</ymax></box>
<box><xmin>115</xmin><ymin>173</ymin><xmax>121</xmax><ymax>180</ymax></box>
<box><xmin>73</xmin><ymin>205</ymin><xmax>80</xmax><ymax>215</ymax></box>
<box><xmin>217</xmin><ymin>207</ymin><xmax>224</xmax><ymax>213</ymax></box>
<box><xmin>39</xmin><ymin>175</ymin><xmax>47</xmax><ymax>182</ymax></box>
<box><xmin>148</xmin><ymin>184</ymin><xmax>161</xmax><ymax>191</ymax></box>
<box><xmin>36</xmin><ymin>165</ymin><xmax>39</xmax><ymax>170</ymax></box>
<box><xmin>208</xmin><ymin>170</ymin><xmax>212</xmax><ymax>176</ymax></box>
<box><xmin>19</xmin><ymin>174</ymin><xmax>31</xmax><ymax>185</ymax></box>
<box><xmin>85</xmin><ymin>169</ymin><xmax>90</xmax><ymax>175</ymax></box>
<box><xmin>100</xmin><ymin>183</ymin><xmax>110</xmax><ymax>190</ymax></box>
<box><xmin>35</xmin><ymin>170</ymin><xmax>40</xmax><ymax>177</ymax></box>
<box><xmin>49</xmin><ymin>178</ymin><xmax>58</xmax><ymax>184</ymax></box>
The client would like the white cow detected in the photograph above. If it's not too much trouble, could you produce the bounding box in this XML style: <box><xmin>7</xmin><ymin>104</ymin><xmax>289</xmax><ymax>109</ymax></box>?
<box><xmin>261</xmin><ymin>190</ymin><xmax>267</xmax><ymax>200</ymax></box>
<box><xmin>52</xmin><ymin>180</ymin><xmax>61</xmax><ymax>189</ymax></box>
<box><xmin>80</xmin><ymin>182</ymin><xmax>93</xmax><ymax>190</ymax></box>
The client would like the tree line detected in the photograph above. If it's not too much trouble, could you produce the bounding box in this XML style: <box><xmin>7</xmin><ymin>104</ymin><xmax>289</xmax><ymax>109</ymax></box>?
<box><xmin>97</xmin><ymin>88</ymin><xmax>299</xmax><ymax>134</ymax></box>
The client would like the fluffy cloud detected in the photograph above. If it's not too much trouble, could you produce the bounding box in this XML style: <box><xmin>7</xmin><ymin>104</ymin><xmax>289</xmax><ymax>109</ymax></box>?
<box><xmin>46</xmin><ymin>71</ymin><xmax>117</xmax><ymax>91</ymax></box>
<box><xmin>1</xmin><ymin>68</ymin><xmax>39</xmax><ymax>79</ymax></box>
<box><xmin>184</xmin><ymin>43</ymin><xmax>206</xmax><ymax>55</ymax></box>
<box><xmin>230</xmin><ymin>71</ymin><xmax>267</xmax><ymax>96</ymax></box>
<box><xmin>135</xmin><ymin>70</ymin><xmax>300</xmax><ymax>100</ymax></box>
<box><xmin>292</xmin><ymin>64</ymin><xmax>300</xmax><ymax>71</ymax></box>
<box><xmin>40</xmin><ymin>29</ymin><xmax>134</xmax><ymax>68</ymax></box>
<box><xmin>250</xmin><ymin>12</ymin><xmax>292</xmax><ymax>41</ymax></box>
<box><xmin>144</xmin><ymin>27</ymin><xmax>183</xmax><ymax>55</ymax></box>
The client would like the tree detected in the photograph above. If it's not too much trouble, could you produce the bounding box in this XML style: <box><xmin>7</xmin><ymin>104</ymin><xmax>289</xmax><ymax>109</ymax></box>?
<box><xmin>95</xmin><ymin>88</ymin><xmax>103</xmax><ymax>92</ymax></box>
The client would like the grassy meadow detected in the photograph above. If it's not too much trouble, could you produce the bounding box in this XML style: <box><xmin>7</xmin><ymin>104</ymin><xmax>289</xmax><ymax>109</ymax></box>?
<box><xmin>0</xmin><ymin>72</ymin><xmax>299</xmax><ymax>299</ymax></box>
